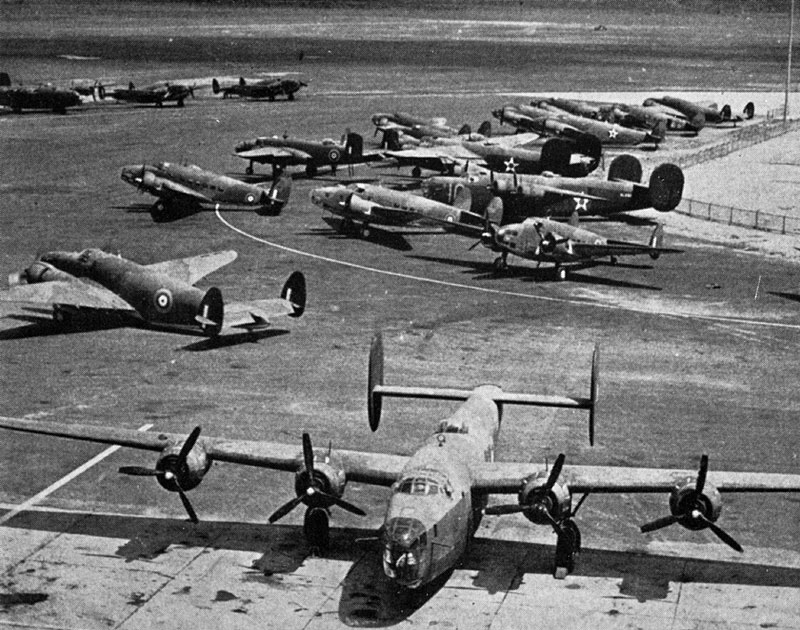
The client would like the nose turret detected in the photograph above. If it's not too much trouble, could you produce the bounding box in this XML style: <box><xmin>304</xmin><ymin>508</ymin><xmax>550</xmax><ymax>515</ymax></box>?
<box><xmin>382</xmin><ymin>516</ymin><xmax>428</xmax><ymax>588</ymax></box>
<box><xmin>120</xmin><ymin>164</ymin><xmax>146</xmax><ymax>186</ymax></box>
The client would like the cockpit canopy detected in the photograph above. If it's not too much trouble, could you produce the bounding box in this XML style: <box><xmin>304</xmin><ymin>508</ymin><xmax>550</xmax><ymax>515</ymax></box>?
<box><xmin>394</xmin><ymin>470</ymin><xmax>452</xmax><ymax>497</ymax></box>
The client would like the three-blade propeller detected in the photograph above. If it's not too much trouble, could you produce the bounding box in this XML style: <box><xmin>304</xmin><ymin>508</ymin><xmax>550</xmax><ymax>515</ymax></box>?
<box><xmin>267</xmin><ymin>433</ymin><xmax>366</xmax><ymax>524</ymax></box>
<box><xmin>639</xmin><ymin>454</ymin><xmax>742</xmax><ymax>552</ymax></box>
<box><xmin>119</xmin><ymin>426</ymin><xmax>202</xmax><ymax>524</ymax></box>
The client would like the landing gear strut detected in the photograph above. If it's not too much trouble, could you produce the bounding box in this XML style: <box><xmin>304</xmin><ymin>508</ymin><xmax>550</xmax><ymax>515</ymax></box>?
<box><xmin>245</xmin><ymin>163</ymin><xmax>254</xmax><ymax>175</ymax></box>
<box><xmin>304</xmin><ymin>507</ymin><xmax>330</xmax><ymax>552</ymax></box>
<box><xmin>553</xmin><ymin>519</ymin><xmax>581</xmax><ymax>579</ymax></box>
<box><xmin>492</xmin><ymin>254</ymin><xmax>508</xmax><ymax>272</ymax></box>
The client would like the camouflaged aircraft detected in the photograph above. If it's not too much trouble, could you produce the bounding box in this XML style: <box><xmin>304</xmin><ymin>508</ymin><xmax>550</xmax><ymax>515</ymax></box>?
<box><xmin>3</xmin><ymin>249</ymin><xmax>305</xmax><ymax>337</ymax></box>
<box><xmin>1</xmin><ymin>333</ymin><xmax>799</xmax><ymax>586</ymax></box>
<box><xmin>494</xmin><ymin>103</ymin><xmax>666</xmax><ymax>147</ymax></box>
<box><xmin>107</xmin><ymin>81</ymin><xmax>195</xmax><ymax>107</ymax></box>
<box><xmin>0</xmin><ymin>72</ymin><xmax>81</xmax><ymax>114</ymax></box>
<box><xmin>310</xmin><ymin>182</ymin><xmax>483</xmax><ymax>238</ymax></box>
<box><xmin>120</xmin><ymin>162</ymin><xmax>292</xmax><ymax>221</ymax></box>
<box><xmin>422</xmin><ymin>155</ymin><xmax>684</xmax><ymax>222</ymax></box>
<box><xmin>234</xmin><ymin>131</ymin><xmax>382</xmax><ymax>177</ymax></box>
<box><xmin>371</xmin><ymin>111</ymin><xmax>466</xmax><ymax>141</ymax></box>
<box><xmin>212</xmin><ymin>76</ymin><xmax>307</xmax><ymax>101</ymax></box>
<box><xmin>643</xmin><ymin>95</ymin><xmax>755</xmax><ymax>127</ymax></box>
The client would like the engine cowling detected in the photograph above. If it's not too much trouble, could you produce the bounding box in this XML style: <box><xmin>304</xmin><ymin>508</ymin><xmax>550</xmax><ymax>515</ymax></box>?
<box><xmin>517</xmin><ymin>471</ymin><xmax>572</xmax><ymax>525</ymax></box>
<box><xmin>668</xmin><ymin>477</ymin><xmax>722</xmax><ymax>531</ymax></box>
<box><xmin>10</xmin><ymin>261</ymin><xmax>73</xmax><ymax>286</ymax></box>
<box><xmin>293</xmin><ymin>450</ymin><xmax>347</xmax><ymax>508</ymax></box>
<box><xmin>155</xmin><ymin>440</ymin><xmax>211</xmax><ymax>493</ymax></box>
<box><xmin>347</xmin><ymin>193</ymin><xmax>375</xmax><ymax>218</ymax></box>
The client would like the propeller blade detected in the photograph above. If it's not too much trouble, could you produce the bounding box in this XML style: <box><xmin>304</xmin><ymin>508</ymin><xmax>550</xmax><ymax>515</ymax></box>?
<box><xmin>698</xmin><ymin>514</ymin><xmax>743</xmax><ymax>552</ymax></box>
<box><xmin>327</xmin><ymin>494</ymin><xmax>367</xmax><ymax>517</ymax></box>
<box><xmin>639</xmin><ymin>514</ymin><xmax>680</xmax><ymax>533</ymax></box>
<box><xmin>178</xmin><ymin>426</ymin><xmax>202</xmax><ymax>462</ymax></box>
<box><xmin>177</xmin><ymin>487</ymin><xmax>199</xmax><ymax>524</ymax></box>
<box><xmin>119</xmin><ymin>466</ymin><xmax>163</xmax><ymax>477</ymax></box>
<box><xmin>268</xmin><ymin>495</ymin><xmax>305</xmax><ymax>524</ymax></box>
<box><xmin>302</xmin><ymin>432</ymin><xmax>315</xmax><ymax>475</ymax></box>
<box><xmin>696</xmin><ymin>453</ymin><xmax>708</xmax><ymax>495</ymax></box>
<box><xmin>484</xmin><ymin>504</ymin><xmax>527</xmax><ymax>516</ymax></box>
<box><xmin>468</xmin><ymin>239</ymin><xmax>482</xmax><ymax>251</ymax></box>
<box><xmin>544</xmin><ymin>453</ymin><xmax>565</xmax><ymax>491</ymax></box>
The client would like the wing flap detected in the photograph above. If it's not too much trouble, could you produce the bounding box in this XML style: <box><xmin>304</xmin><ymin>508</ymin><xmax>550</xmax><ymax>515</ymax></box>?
<box><xmin>156</xmin><ymin>179</ymin><xmax>213</xmax><ymax>204</ymax></box>
<box><xmin>236</xmin><ymin>147</ymin><xmax>311</xmax><ymax>162</ymax></box>
<box><xmin>1</xmin><ymin>280</ymin><xmax>133</xmax><ymax>311</ymax></box>
<box><xmin>145</xmin><ymin>250</ymin><xmax>237</xmax><ymax>285</ymax></box>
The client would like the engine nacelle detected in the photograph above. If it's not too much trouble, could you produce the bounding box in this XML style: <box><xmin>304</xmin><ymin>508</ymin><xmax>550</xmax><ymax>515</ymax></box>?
<box><xmin>141</xmin><ymin>170</ymin><xmax>158</xmax><ymax>188</ymax></box>
<box><xmin>347</xmin><ymin>193</ymin><xmax>375</xmax><ymax>218</ymax></box>
<box><xmin>294</xmin><ymin>450</ymin><xmax>347</xmax><ymax>509</ymax></box>
<box><xmin>10</xmin><ymin>261</ymin><xmax>73</xmax><ymax>286</ymax></box>
<box><xmin>518</xmin><ymin>472</ymin><xmax>572</xmax><ymax>525</ymax></box>
<box><xmin>668</xmin><ymin>478</ymin><xmax>722</xmax><ymax>531</ymax></box>
<box><xmin>155</xmin><ymin>440</ymin><xmax>211</xmax><ymax>492</ymax></box>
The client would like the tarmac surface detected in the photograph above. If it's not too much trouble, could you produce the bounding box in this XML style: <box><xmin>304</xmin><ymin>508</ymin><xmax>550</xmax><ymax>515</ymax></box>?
<box><xmin>1</xmin><ymin>2</ymin><xmax>799</xmax><ymax>628</ymax></box>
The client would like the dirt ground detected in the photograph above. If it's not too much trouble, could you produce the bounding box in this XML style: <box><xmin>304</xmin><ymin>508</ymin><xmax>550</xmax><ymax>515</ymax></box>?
<box><xmin>0</xmin><ymin>2</ymin><xmax>799</xmax><ymax>628</ymax></box>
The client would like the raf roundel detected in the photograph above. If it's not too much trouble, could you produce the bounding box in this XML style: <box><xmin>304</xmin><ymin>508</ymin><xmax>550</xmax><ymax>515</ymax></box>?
<box><xmin>245</xmin><ymin>193</ymin><xmax>256</xmax><ymax>203</ymax></box>
<box><xmin>153</xmin><ymin>288</ymin><xmax>173</xmax><ymax>313</ymax></box>
<box><xmin>328</xmin><ymin>148</ymin><xmax>341</xmax><ymax>163</ymax></box>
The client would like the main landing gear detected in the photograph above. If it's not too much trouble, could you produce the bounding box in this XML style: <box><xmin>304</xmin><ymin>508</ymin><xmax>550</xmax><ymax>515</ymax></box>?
<box><xmin>245</xmin><ymin>162</ymin><xmax>254</xmax><ymax>175</ymax></box>
<box><xmin>553</xmin><ymin>518</ymin><xmax>581</xmax><ymax>579</ymax></box>
<box><xmin>492</xmin><ymin>254</ymin><xmax>508</xmax><ymax>272</ymax></box>
<box><xmin>304</xmin><ymin>507</ymin><xmax>331</xmax><ymax>552</ymax></box>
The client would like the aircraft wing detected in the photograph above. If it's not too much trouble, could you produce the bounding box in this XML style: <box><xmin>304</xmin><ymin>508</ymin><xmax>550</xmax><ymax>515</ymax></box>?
<box><xmin>144</xmin><ymin>250</ymin><xmax>238</xmax><ymax>285</ymax></box>
<box><xmin>222</xmin><ymin>298</ymin><xmax>296</xmax><ymax>331</ymax></box>
<box><xmin>1</xmin><ymin>280</ymin><xmax>133</xmax><ymax>312</ymax></box>
<box><xmin>151</xmin><ymin>178</ymin><xmax>213</xmax><ymax>204</ymax></box>
<box><xmin>536</xmin><ymin>185</ymin><xmax>606</xmax><ymax>201</ymax></box>
<box><xmin>481</xmin><ymin>132</ymin><xmax>542</xmax><ymax>148</ymax></box>
<box><xmin>569</xmin><ymin>241</ymin><xmax>683</xmax><ymax>259</ymax></box>
<box><xmin>0</xmin><ymin>416</ymin><xmax>408</xmax><ymax>487</ymax></box>
<box><xmin>235</xmin><ymin>147</ymin><xmax>312</xmax><ymax>164</ymax></box>
<box><xmin>470</xmin><ymin>462</ymin><xmax>800</xmax><ymax>494</ymax></box>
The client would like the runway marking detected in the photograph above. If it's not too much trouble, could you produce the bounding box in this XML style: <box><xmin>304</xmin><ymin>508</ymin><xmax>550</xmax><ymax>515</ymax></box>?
<box><xmin>0</xmin><ymin>423</ymin><xmax>153</xmax><ymax>527</ymax></box>
<box><xmin>216</xmin><ymin>210</ymin><xmax>800</xmax><ymax>332</ymax></box>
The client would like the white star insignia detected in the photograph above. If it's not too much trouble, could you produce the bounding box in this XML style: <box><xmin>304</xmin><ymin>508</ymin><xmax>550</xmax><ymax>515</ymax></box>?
<box><xmin>504</xmin><ymin>157</ymin><xmax>518</xmax><ymax>173</ymax></box>
<box><xmin>574</xmin><ymin>197</ymin><xmax>589</xmax><ymax>211</ymax></box>
<box><xmin>607</xmin><ymin>127</ymin><xmax>619</xmax><ymax>139</ymax></box>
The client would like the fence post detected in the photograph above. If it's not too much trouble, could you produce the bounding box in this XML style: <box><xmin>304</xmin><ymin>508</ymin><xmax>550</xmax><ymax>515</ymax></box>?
<box><xmin>754</xmin><ymin>210</ymin><xmax>759</xmax><ymax>229</ymax></box>
<box><xmin>783</xmin><ymin>215</ymin><xmax>786</xmax><ymax>235</ymax></box>
<box><xmin>729</xmin><ymin>206</ymin><xmax>733</xmax><ymax>225</ymax></box>
<box><xmin>708</xmin><ymin>202</ymin><xmax>712</xmax><ymax>221</ymax></box>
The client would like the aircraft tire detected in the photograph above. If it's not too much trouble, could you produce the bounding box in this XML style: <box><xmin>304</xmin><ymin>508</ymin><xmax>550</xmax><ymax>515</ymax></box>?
<box><xmin>411</xmin><ymin>166</ymin><xmax>422</xmax><ymax>178</ymax></box>
<box><xmin>305</xmin><ymin>164</ymin><xmax>317</xmax><ymax>178</ymax></box>
<box><xmin>555</xmin><ymin>266</ymin><xmax>568</xmax><ymax>281</ymax></box>
<box><xmin>288</xmin><ymin>92</ymin><xmax>295</xmax><ymax>101</ymax></box>
<box><xmin>245</xmin><ymin>165</ymin><xmax>254</xmax><ymax>175</ymax></box>
<box><xmin>492</xmin><ymin>256</ymin><xmax>507</xmax><ymax>273</ymax></box>
<box><xmin>304</xmin><ymin>507</ymin><xmax>330</xmax><ymax>551</ymax></box>
<box><xmin>360</xmin><ymin>223</ymin><xmax>370</xmax><ymax>239</ymax></box>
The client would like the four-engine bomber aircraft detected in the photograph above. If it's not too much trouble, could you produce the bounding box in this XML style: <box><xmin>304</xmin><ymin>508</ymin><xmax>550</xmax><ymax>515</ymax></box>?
<box><xmin>423</xmin><ymin>155</ymin><xmax>684</xmax><ymax>221</ymax></box>
<box><xmin>1</xmin><ymin>334</ymin><xmax>799</xmax><ymax>586</ymax></box>
<box><xmin>107</xmin><ymin>81</ymin><xmax>195</xmax><ymax>107</ymax></box>
<box><xmin>0</xmin><ymin>72</ymin><xmax>81</xmax><ymax>114</ymax></box>
<box><xmin>212</xmin><ymin>76</ymin><xmax>307</xmax><ymax>101</ymax></box>
<box><xmin>3</xmin><ymin>249</ymin><xmax>305</xmax><ymax>337</ymax></box>
<box><xmin>234</xmin><ymin>131</ymin><xmax>382</xmax><ymax>177</ymax></box>
<box><xmin>121</xmin><ymin>162</ymin><xmax>292</xmax><ymax>221</ymax></box>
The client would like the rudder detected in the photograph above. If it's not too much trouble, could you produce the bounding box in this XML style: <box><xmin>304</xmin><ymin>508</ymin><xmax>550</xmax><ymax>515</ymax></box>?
<box><xmin>648</xmin><ymin>163</ymin><xmax>684</xmax><ymax>211</ymax></box>
<box><xmin>608</xmin><ymin>154</ymin><xmax>643</xmax><ymax>183</ymax></box>
<box><xmin>281</xmin><ymin>271</ymin><xmax>306</xmax><ymax>318</ymax></box>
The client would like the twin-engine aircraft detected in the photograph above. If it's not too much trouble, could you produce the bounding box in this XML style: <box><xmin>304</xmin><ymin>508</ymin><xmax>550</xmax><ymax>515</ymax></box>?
<box><xmin>3</xmin><ymin>249</ymin><xmax>305</xmax><ymax>337</ymax></box>
<box><xmin>107</xmin><ymin>81</ymin><xmax>195</xmax><ymax>107</ymax></box>
<box><xmin>212</xmin><ymin>76</ymin><xmax>307</xmax><ymax>101</ymax></box>
<box><xmin>644</xmin><ymin>95</ymin><xmax>755</xmax><ymax>127</ymax></box>
<box><xmin>0</xmin><ymin>72</ymin><xmax>81</xmax><ymax>114</ymax></box>
<box><xmin>423</xmin><ymin>155</ymin><xmax>684</xmax><ymax>221</ymax></box>
<box><xmin>120</xmin><ymin>162</ymin><xmax>292</xmax><ymax>221</ymax></box>
<box><xmin>234</xmin><ymin>131</ymin><xmax>382</xmax><ymax>177</ymax></box>
<box><xmin>1</xmin><ymin>334</ymin><xmax>799</xmax><ymax>586</ymax></box>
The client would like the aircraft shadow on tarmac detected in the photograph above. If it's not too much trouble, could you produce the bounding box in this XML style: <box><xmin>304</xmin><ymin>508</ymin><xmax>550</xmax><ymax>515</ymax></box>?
<box><xmin>408</xmin><ymin>255</ymin><xmax>664</xmax><ymax>291</ymax></box>
<box><xmin>305</xmin><ymin>220</ymin><xmax>415</xmax><ymax>252</ymax></box>
<box><xmin>3</xmin><ymin>510</ymin><xmax>798</xmax><ymax>628</ymax></box>
<box><xmin>0</xmin><ymin>312</ymin><xmax>289</xmax><ymax>350</ymax></box>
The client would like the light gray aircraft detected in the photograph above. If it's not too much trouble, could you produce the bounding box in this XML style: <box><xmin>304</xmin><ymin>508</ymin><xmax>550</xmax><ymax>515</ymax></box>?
<box><xmin>3</xmin><ymin>249</ymin><xmax>305</xmax><ymax>336</ymax></box>
<box><xmin>1</xmin><ymin>334</ymin><xmax>799</xmax><ymax>586</ymax></box>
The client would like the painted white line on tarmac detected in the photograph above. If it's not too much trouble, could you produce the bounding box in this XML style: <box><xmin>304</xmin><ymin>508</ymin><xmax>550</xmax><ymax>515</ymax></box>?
<box><xmin>0</xmin><ymin>423</ymin><xmax>153</xmax><ymax>527</ymax></box>
<box><xmin>216</xmin><ymin>210</ymin><xmax>800</xmax><ymax>331</ymax></box>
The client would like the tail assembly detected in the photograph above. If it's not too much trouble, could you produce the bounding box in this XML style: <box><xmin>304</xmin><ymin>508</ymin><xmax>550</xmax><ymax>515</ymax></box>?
<box><xmin>607</xmin><ymin>154</ymin><xmax>643</xmax><ymax>183</ymax></box>
<box><xmin>381</xmin><ymin>129</ymin><xmax>402</xmax><ymax>151</ymax></box>
<box><xmin>477</xmin><ymin>120</ymin><xmax>492</xmax><ymax>137</ymax></box>
<box><xmin>367</xmin><ymin>332</ymin><xmax>600</xmax><ymax>445</ymax></box>
<box><xmin>196</xmin><ymin>287</ymin><xmax>224</xmax><ymax>336</ymax></box>
<box><xmin>648</xmin><ymin>224</ymin><xmax>664</xmax><ymax>259</ymax></box>
<box><xmin>645</xmin><ymin>119</ymin><xmax>667</xmax><ymax>144</ymax></box>
<box><xmin>720</xmin><ymin>104</ymin><xmax>732</xmax><ymax>121</ymax></box>
<box><xmin>485</xmin><ymin>196</ymin><xmax>504</xmax><ymax>226</ymax></box>
<box><xmin>0</xmin><ymin>72</ymin><xmax>10</xmax><ymax>87</ymax></box>
<box><xmin>211</xmin><ymin>78</ymin><xmax>221</xmax><ymax>95</ymax></box>
<box><xmin>457</xmin><ymin>123</ymin><xmax>472</xmax><ymax>136</ymax></box>
<box><xmin>743</xmin><ymin>101</ymin><xmax>755</xmax><ymax>120</ymax></box>
<box><xmin>539</xmin><ymin>138</ymin><xmax>573</xmax><ymax>175</ymax></box>
<box><xmin>344</xmin><ymin>132</ymin><xmax>364</xmax><ymax>160</ymax></box>
<box><xmin>259</xmin><ymin>176</ymin><xmax>292</xmax><ymax>215</ymax></box>
<box><xmin>451</xmin><ymin>184</ymin><xmax>473</xmax><ymax>211</ymax></box>
<box><xmin>571</xmin><ymin>134</ymin><xmax>602</xmax><ymax>175</ymax></box>
<box><xmin>648</xmin><ymin>163</ymin><xmax>684</xmax><ymax>212</ymax></box>
<box><xmin>281</xmin><ymin>271</ymin><xmax>306</xmax><ymax>318</ymax></box>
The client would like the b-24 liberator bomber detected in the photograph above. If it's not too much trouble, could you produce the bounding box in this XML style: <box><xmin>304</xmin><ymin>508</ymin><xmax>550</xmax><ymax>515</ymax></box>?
<box><xmin>0</xmin><ymin>72</ymin><xmax>81</xmax><ymax>114</ymax></box>
<box><xmin>495</xmin><ymin>103</ymin><xmax>666</xmax><ymax>148</ymax></box>
<box><xmin>1</xmin><ymin>333</ymin><xmax>799</xmax><ymax>586</ymax></box>
<box><xmin>3</xmin><ymin>249</ymin><xmax>305</xmax><ymax>337</ymax></box>
<box><xmin>212</xmin><ymin>76</ymin><xmax>306</xmax><ymax>101</ymax></box>
<box><xmin>423</xmin><ymin>155</ymin><xmax>684</xmax><ymax>221</ymax></box>
<box><xmin>234</xmin><ymin>131</ymin><xmax>382</xmax><ymax>177</ymax></box>
<box><xmin>121</xmin><ymin>162</ymin><xmax>292</xmax><ymax>221</ymax></box>
<box><xmin>310</xmin><ymin>182</ymin><xmax>485</xmax><ymax>238</ymax></box>
<box><xmin>107</xmin><ymin>81</ymin><xmax>195</xmax><ymax>107</ymax></box>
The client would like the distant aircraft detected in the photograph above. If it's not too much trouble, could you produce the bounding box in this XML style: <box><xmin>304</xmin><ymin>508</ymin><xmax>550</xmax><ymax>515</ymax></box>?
<box><xmin>383</xmin><ymin>124</ymin><xmax>601</xmax><ymax>178</ymax></box>
<box><xmin>643</xmin><ymin>95</ymin><xmax>755</xmax><ymax>127</ymax></box>
<box><xmin>310</xmin><ymin>182</ymin><xmax>482</xmax><ymax>238</ymax></box>
<box><xmin>3</xmin><ymin>249</ymin><xmax>305</xmax><ymax>337</ymax></box>
<box><xmin>234</xmin><ymin>131</ymin><xmax>382</xmax><ymax>177</ymax></box>
<box><xmin>120</xmin><ymin>162</ymin><xmax>292</xmax><ymax>221</ymax></box>
<box><xmin>0</xmin><ymin>72</ymin><xmax>81</xmax><ymax>114</ymax></box>
<box><xmin>495</xmin><ymin>103</ymin><xmax>665</xmax><ymax>147</ymax></box>
<box><xmin>371</xmin><ymin>111</ymin><xmax>466</xmax><ymax>140</ymax></box>
<box><xmin>479</xmin><ymin>212</ymin><xmax>683</xmax><ymax>279</ymax></box>
<box><xmin>423</xmin><ymin>155</ymin><xmax>684</xmax><ymax>221</ymax></box>
<box><xmin>1</xmin><ymin>333</ymin><xmax>799</xmax><ymax>584</ymax></box>
<box><xmin>107</xmin><ymin>81</ymin><xmax>195</xmax><ymax>107</ymax></box>
<box><xmin>212</xmin><ymin>76</ymin><xmax>306</xmax><ymax>101</ymax></box>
